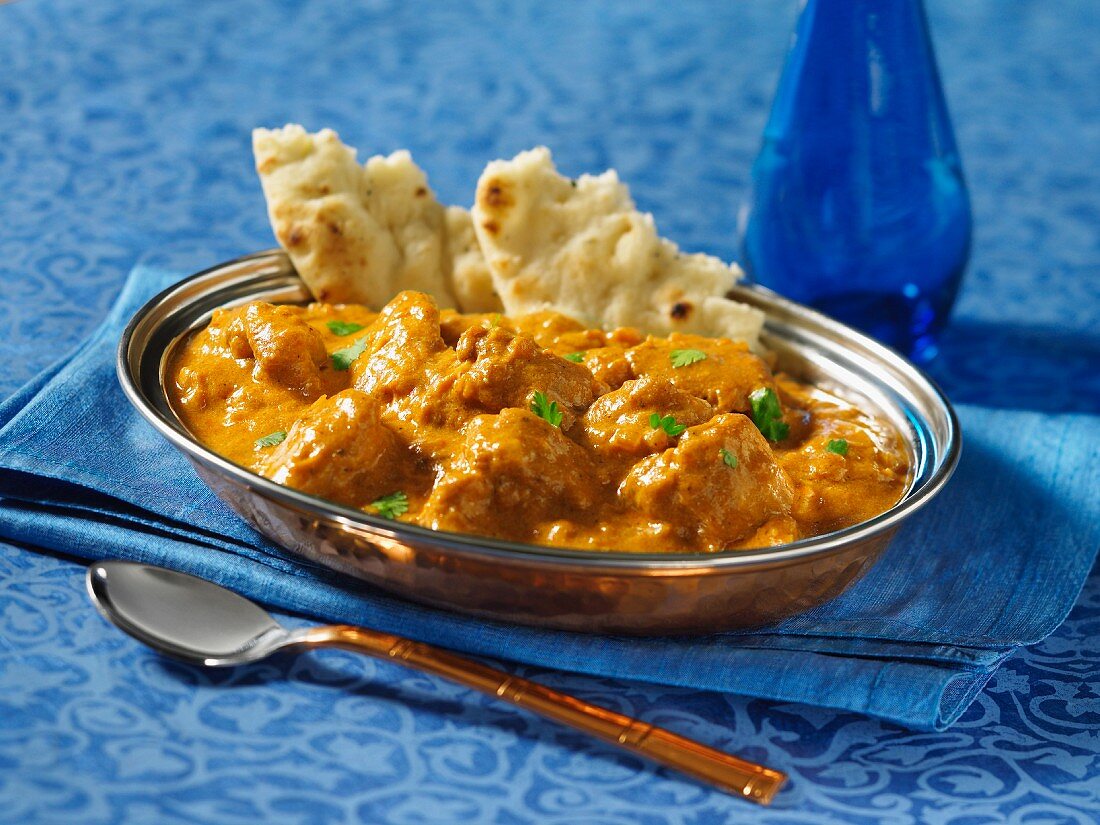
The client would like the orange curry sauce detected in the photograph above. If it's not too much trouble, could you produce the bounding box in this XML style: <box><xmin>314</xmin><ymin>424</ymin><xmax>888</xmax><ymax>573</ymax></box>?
<box><xmin>169</xmin><ymin>291</ymin><xmax>909</xmax><ymax>552</ymax></box>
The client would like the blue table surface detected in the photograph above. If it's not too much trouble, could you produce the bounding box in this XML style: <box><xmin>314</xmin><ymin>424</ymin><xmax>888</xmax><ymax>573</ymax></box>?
<box><xmin>1</xmin><ymin>0</ymin><xmax>1098</xmax><ymax>822</ymax></box>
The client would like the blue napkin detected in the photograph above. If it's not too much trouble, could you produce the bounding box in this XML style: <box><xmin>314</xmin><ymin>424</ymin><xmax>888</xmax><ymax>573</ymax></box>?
<box><xmin>1</xmin><ymin>266</ymin><xmax>1096</xmax><ymax>731</ymax></box>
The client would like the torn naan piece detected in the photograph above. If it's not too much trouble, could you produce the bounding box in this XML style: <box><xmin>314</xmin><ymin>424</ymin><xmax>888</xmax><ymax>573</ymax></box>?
<box><xmin>471</xmin><ymin>147</ymin><xmax>764</xmax><ymax>346</ymax></box>
<box><xmin>444</xmin><ymin>205</ymin><xmax>503</xmax><ymax>313</ymax></box>
<box><xmin>254</xmin><ymin>125</ymin><xmax>501</xmax><ymax>312</ymax></box>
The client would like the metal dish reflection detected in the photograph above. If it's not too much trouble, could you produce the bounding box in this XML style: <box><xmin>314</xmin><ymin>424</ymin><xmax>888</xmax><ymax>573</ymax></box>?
<box><xmin>117</xmin><ymin>250</ymin><xmax>960</xmax><ymax>635</ymax></box>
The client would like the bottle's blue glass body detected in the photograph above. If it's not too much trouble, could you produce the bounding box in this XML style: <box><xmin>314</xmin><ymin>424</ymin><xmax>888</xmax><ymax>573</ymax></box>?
<box><xmin>739</xmin><ymin>0</ymin><xmax>971</xmax><ymax>362</ymax></box>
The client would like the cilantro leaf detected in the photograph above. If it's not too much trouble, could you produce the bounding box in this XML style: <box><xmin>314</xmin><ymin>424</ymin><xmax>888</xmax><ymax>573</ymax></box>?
<box><xmin>330</xmin><ymin>335</ymin><xmax>369</xmax><ymax>371</ymax></box>
<box><xmin>530</xmin><ymin>391</ymin><xmax>563</xmax><ymax>427</ymax></box>
<box><xmin>649</xmin><ymin>412</ymin><xmax>687</xmax><ymax>437</ymax></box>
<box><xmin>720</xmin><ymin>447</ymin><xmax>738</xmax><ymax>469</ymax></box>
<box><xmin>749</xmin><ymin>387</ymin><xmax>790</xmax><ymax>441</ymax></box>
<box><xmin>254</xmin><ymin>430</ymin><xmax>287</xmax><ymax>448</ymax></box>
<box><xmin>827</xmin><ymin>438</ymin><xmax>849</xmax><ymax>456</ymax></box>
<box><xmin>370</xmin><ymin>491</ymin><xmax>408</xmax><ymax>520</ymax></box>
<box><xmin>326</xmin><ymin>320</ymin><xmax>365</xmax><ymax>336</ymax></box>
<box><xmin>564</xmin><ymin>352</ymin><xmax>585</xmax><ymax>363</ymax></box>
<box><xmin>670</xmin><ymin>348</ymin><xmax>707</xmax><ymax>368</ymax></box>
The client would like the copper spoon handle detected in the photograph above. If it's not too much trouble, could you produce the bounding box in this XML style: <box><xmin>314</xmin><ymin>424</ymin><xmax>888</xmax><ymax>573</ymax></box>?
<box><xmin>298</xmin><ymin>624</ymin><xmax>786</xmax><ymax>805</ymax></box>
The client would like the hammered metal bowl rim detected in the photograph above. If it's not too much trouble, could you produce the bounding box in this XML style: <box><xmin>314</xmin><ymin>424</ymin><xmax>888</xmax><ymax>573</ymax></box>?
<box><xmin>117</xmin><ymin>249</ymin><xmax>961</xmax><ymax>573</ymax></box>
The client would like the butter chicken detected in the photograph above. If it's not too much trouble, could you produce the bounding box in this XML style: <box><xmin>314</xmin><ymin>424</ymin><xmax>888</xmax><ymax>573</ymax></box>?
<box><xmin>169</xmin><ymin>291</ymin><xmax>908</xmax><ymax>552</ymax></box>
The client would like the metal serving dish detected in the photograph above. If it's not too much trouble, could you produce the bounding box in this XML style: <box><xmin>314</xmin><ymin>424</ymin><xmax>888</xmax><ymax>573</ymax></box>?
<box><xmin>118</xmin><ymin>250</ymin><xmax>960</xmax><ymax>635</ymax></box>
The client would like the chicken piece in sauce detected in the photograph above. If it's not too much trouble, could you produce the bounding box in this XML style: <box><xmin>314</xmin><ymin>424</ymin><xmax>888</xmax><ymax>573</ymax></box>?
<box><xmin>452</xmin><ymin>324</ymin><xmax>606</xmax><ymax>429</ymax></box>
<box><xmin>620</xmin><ymin>414</ymin><xmax>795</xmax><ymax>552</ymax></box>
<box><xmin>258</xmin><ymin>389</ymin><xmax>417</xmax><ymax>510</ymax></box>
<box><xmin>419</xmin><ymin>408</ymin><xmax>606</xmax><ymax>540</ymax></box>
<box><xmin>581</xmin><ymin>377</ymin><xmax>713</xmax><ymax>459</ymax></box>
<box><xmin>237</xmin><ymin>303</ymin><xmax>336</xmax><ymax>398</ymax></box>
<box><xmin>348</xmin><ymin>291</ymin><xmax>478</xmax><ymax>459</ymax></box>
<box><xmin>625</xmin><ymin>333</ymin><xmax>775</xmax><ymax>414</ymax></box>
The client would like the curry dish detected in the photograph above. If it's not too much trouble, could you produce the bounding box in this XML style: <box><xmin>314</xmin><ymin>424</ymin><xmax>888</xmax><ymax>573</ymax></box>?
<box><xmin>169</xmin><ymin>291</ymin><xmax>909</xmax><ymax>552</ymax></box>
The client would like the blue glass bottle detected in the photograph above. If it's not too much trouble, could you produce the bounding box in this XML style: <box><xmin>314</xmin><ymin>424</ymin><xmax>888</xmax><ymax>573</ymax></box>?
<box><xmin>739</xmin><ymin>0</ymin><xmax>971</xmax><ymax>362</ymax></box>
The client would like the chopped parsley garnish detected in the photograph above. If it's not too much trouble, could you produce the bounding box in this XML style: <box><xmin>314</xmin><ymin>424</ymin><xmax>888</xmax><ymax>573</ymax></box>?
<box><xmin>370</xmin><ymin>491</ymin><xmax>408</xmax><ymax>520</ymax></box>
<box><xmin>326</xmin><ymin>320</ymin><xmax>365</xmax><ymax>336</ymax></box>
<box><xmin>254</xmin><ymin>430</ymin><xmax>287</xmax><ymax>448</ymax></box>
<box><xmin>827</xmin><ymin>438</ymin><xmax>849</xmax><ymax>456</ymax></box>
<box><xmin>330</xmin><ymin>335</ymin><xmax>369</xmax><ymax>371</ymax></box>
<box><xmin>564</xmin><ymin>352</ymin><xmax>585</xmax><ymax>363</ymax></box>
<box><xmin>649</xmin><ymin>412</ymin><xmax>687</xmax><ymax>437</ymax></box>
<box><xmin>749</xmin><ymin>387</ymin><xmax>790</xmax><ymax>441</ymax></box>
<box><xmin>530</xmin><ymin>391</ymin><xmax>563</xmax><ymax>427</ymax></box>
<box><xmin>670</xmin><ymin>348</ymin><xmax>707</xmax><ymax>368</ymax></box>
<box><xmin>720</xmin><ymin>447</ymin><xmax>739</xmax><ymax>469</ymax></box>
<box><xmin>488</xmin><ymin>313</ymin><xmax>503</xmax><ymax>329</ymax></box>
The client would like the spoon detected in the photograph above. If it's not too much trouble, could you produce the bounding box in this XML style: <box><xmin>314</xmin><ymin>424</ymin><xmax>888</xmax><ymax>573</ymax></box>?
<box><xmin>86</xmin><ymin>560</ymin><xmax>786</xmax><ymax>804</ymax></box>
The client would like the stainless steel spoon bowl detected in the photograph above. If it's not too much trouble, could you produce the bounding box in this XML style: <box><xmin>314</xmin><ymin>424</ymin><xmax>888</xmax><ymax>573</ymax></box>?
<box><xmin>86</xmin><ymin>560</ymin><xmax>787</xmax><ymax>804</ymax></box>
<box><xmin>87</xmin><ymin>560</ymin><xmax>289</xmax><ymax>666</ymax></box>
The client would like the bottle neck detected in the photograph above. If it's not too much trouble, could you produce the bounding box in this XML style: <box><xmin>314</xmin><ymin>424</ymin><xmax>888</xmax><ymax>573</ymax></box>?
<box><xmin>765</xmin><ymin>0</ymin><xmax>949</xmax><ymax>149</ymax></box>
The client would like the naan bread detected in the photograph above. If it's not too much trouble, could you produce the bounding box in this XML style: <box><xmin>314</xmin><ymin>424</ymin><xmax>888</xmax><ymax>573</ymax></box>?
<box><xmin>253</xmin><ymin>128</ymin><xmax>756</xmax><ymax>342</ymax></box>
<box><xmin>443</xmin><ymin>205</ymin><xmax>503</xmax><ymax>313</ymax></box>
<box><xmin>254</xmin><ymin>125</ymin><xmax>500</xmax><ymax>312</ymax></box>
<box><xmin>471</xmin><ymin>147</ymin><xmax>763</xmax><ymax>345</ymax></box>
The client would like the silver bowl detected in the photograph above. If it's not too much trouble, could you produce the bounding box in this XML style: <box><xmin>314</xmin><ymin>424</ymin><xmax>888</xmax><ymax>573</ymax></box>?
<box><xmin>118</xmin><ymin>250</ymin><xmax>960</xmax><ymax>635</ymax></box>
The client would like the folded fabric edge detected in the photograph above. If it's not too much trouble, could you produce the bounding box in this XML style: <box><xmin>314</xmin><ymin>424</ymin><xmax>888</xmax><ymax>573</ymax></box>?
<box><xmin>0</xmin><ymin>501</ymin><xmax>1008</xmax><ymax>731</ymax></box>
<box><xmin>0</xmin><ymin>471</ymin><xmax>276</xmax><ymax>560</ymax></box>
<box><xmin>704</xmin><ymin>633</ymin><xmax>1009</xmax><ymax>668</ymax></box>
<box><xmin>0</xmin><ymin>497</ymin><xmax>335</xmax><ymax>585</ymax></box>
<box><xmin>937</xmin><ymin>668</ymin><xmax>1003</xmax><ymax>730</ymax></box>
<box><xmin>0</xmin><ymin>494</ymin><xmax>1013</xmax><ymax>668</ymax></box>
<box><xmin>0</xmin><ymin>337</ymin><xmax>88</xmax><ymax>431</ymax></box>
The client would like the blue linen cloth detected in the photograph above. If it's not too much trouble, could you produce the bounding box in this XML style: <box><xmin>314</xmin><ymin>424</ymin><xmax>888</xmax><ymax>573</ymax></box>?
<box><xmin>0</xmin><ymin>265</ymin><xmax>1096</xmax><ymax>732</ymax></box>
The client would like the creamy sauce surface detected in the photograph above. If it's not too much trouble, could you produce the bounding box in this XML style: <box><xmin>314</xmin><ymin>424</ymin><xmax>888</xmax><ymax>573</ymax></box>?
<box><xmin>169</xmin><ymin>292</ymin><xmax>909</xmax><ymax>552</ymax></box>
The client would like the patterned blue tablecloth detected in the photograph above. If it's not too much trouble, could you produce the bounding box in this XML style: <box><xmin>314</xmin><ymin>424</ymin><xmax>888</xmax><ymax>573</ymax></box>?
<box><xmin>1</xmin><ymin>1</ymin><xmax>1097</xmax><ymax>822</ymax></box>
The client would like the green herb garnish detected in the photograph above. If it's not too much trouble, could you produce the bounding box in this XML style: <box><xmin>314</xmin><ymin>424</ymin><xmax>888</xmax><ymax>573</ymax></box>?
<box><xmin>530</xmin><ymin>391</ymin><xmax>563</xmax><ymax>427</ymax></box>
<box><xmin>720</xmin><ymin>447</ymin><xmax>738</xmax><ymax>469</ymax></box>
<box><xmin>330</xmin><ymin>335</ymin><xmax>369</xmax><ymax>371</ymax></box>
<box><xmin>370</xmin><ymin>491</ymin><xmax>408</xmax><ymax>520</ymax></box>
<box><xmin>670</xmin><ymin>348</ymin><xmax>707</xmax><ymax>368</ymax></box>
<box><xmin>649</xmin><ymin>412</ymin><xmax>687</xmax><ymax>437</ymax></box>
<box><xmin>749</xmin><ymin>387</ymin><xmax>790</xmax><ymax>441</ymax></box>
<box><xmin>254</xmin><ymin>430</ymin><xmax>287</xmax><ymax>448</ymax></box>
<box><xmin>827</xmin><ymin>439</ymin><xmax>849</xmax><ymax>456</ymax></box>
<box><xmin>564</xmin><ymin>352</ymin><xmax>585</xmax><ymax>363</ymax></box>
<box><xmin>326</xmin><ymin>320</ymin><xmax>365</xmax><ymax>336</ymax></box>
